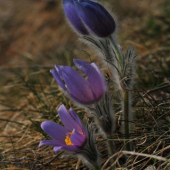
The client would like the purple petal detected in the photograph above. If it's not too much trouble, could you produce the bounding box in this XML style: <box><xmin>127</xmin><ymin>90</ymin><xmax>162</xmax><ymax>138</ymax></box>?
<box><xmin>41</xmin><ymin>121</ymin><xmax>68</xmax><ymax>143</ymax></box>
<box><xmin>50</xmin><ymin>69</ymin><xmax>67</xmax><ymax>91</ymax></box>
<box><xmin>62</xmin><ymin>66</ymin><xmax>94</xmax><ymax>104</ymax></box>
<box><xmin>68</xmin><ymin>94</ymin><xmax>93</xmax><ymax>105</ymax></box>
<box><xmin>58</xmin><ymin>104</ymin><xmax>83</xmax><ymax>132</ymax></box>
<box><xmin>69</xmin><ymin>108</ymin><xmax>84</xmax><ymax>132</ymax></box>
<box><xmin>91</xmin><ymin>63</ymin><xmax>107</xmax><ymax>90</ymax></box>
<box><xmin>60</xmin><ymin>145</ymin><xmax>79</xmax><ymax>152</ymax></box>
<box><xmin>71</xmin><ymin>129</ymin><xmax>86</xmax><ymax>146</ymax></box>
<box><xmin>63</xmin><ymin>0</ymin><xmax>89</xmax><ymax>35</ymax></box>
<box><xmin>74</xmin><ymin>59</ymin><xmax>106</xmax><ymax>100</ymax></box>
<box><xmin>91</xmin><ymin>63</ymin><xmax>105</xmax><ymax>80</ymax></box>
<box><xmin>55</xmin><ymin>65</ymin><xmax>63</xmax><ymax>77</ymax></box>
<box><xmin>38</xmin><ymin>140</ymin><xmax>61</xmax><ymax>148</ymax></box>
<box><xmin>74</xmin><ymin>0</ymin><xmax>116</xmax><ymax>37</ymax></box>
<box><xmin>53</xmin><ymin>146</ymin><xmax>62</xmax><ymax>153</ymax></box>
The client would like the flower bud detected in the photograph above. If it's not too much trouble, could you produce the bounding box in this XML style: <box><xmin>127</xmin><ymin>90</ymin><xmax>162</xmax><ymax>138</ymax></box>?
<box><xmin>51</xmin><ymin>59</ymin><xmax>107</xmax><ymax>105</ymax></box>
<box><xmin>63</xmin><ymin>0</ymin><xmax>89</xmax><ymax>35</ymax></box>
<box><xmin>74</xmin><ymin>0</ymin><xmax>116</xmax><ymax>37</ymax></box>
<box><xmin>63</xmin><ymin>0</ymin><xmax>116</xmax><ymax>37</ymax></box>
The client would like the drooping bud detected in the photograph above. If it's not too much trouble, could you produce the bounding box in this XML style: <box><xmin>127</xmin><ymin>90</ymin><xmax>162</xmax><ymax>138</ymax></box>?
<box><xmin>63</xmin><ymin>0</ymin><xmax>89</xmax><ymax>35</ymax></box>
<box><xmin>63</xmin><ymin>0</ymin><xmax>116</xmax><ymax>37</ymax></box>
<box><xmin>73</xmin><ymin>0</ymin><xmax>116</xmax><ymax>37</ymax></box>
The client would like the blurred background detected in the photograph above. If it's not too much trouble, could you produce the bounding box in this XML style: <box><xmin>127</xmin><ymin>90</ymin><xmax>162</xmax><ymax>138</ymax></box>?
<box><xmin>1</xmin><ymin>0</ymin><xmax>170</xmax><ymax>66</ymax></box>
<box><xmin>0</xmin><ymin>0</ymin><xmax>170</xmax><ymax>169</ymax></box>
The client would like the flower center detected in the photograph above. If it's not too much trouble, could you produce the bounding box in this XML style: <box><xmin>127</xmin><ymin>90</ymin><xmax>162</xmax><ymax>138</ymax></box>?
<box><xmin>65</xmin><ymin>131</ymin><xmax>73</xmax><ymax>145</ymax></box>
<box><xmin>65</xmin><ymin>130</ymin><xmax>85</xmax><ymax>145</ymax></box>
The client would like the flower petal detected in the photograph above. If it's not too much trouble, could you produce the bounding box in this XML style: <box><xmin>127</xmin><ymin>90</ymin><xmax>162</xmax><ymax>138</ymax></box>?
<box><xmin>71</xmin><ymin>129</ymin><xmax>86</xmax><ymax>146</ymax></box>
<box><xmin>62</xmin><ymin>66</ymin><xmax>94</xmax><ymax>104</ymax></box>
<box><xmin>51</xmin><ymin>69</ymin><xmax>67</xmax><ymax>91</ymax></box>
<box><xmin>91</xmin><ymin>62</ymin><xmax>107</xmax><ymax>90</ymax></box>
<box><xmin>58</xmin><ymin>104</ymin><xmax>82</xmax><ymax>132</ymax></box>
<box><xmin>55</xmin><ymin>65</ymin><xmax>63</xmax><ymax>77</ymax></box>
<box><xmin>61</xmin><ymin>145</ymin><xmax>80</xmax><ymax>152</ymax></box>
<box><xmin>91</xmin><ymin>63</ymin><xmax>105</xmax><ymax>81</ymax></box>
<box><xmin>53</xmin><ymin>146</ymin><xmax>62</xmax><ymax>153</ymax></box>
<box><xmin>38</xmin><ymin>140</ymin><xmax>62</xmax><ymax>148</ymax></box>
<box><xmin>69</xmin><ymin>108</ymin><xmax>83</xmax><ymax>132</ymax></box>
<box><xmin>74</xmin><ymin>59</ymin><xmax>106</xmax><ymax>100</ymax></box>
<box><xmin>41</xmin><ymin>121</ymin><xmax>68</xmax><ymax>143</ymax></box>
<box><xmin>68</xmin><ymin>94</ymin><xmax>93</xmax><ymax>105</ymax></box>
<box><xmin>74</xmin><ymin>0</ymin><xmax>116</xmax><ymax>37</ymax></box>
<box><xmin>63</xmin><ymin>0</ymin><xmax>89</xmax><ymax>35</ymax></box>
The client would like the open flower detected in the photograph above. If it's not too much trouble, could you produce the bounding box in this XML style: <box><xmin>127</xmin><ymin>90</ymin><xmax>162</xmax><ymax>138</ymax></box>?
<box><xmin>51</xmin><ymin>59</ymin><xmax>107</xmax><ymax>105</ymax></box>
<box><xmin>63</xmin><ymin>0</ymin><xmax>116</xmax><ymax>37</ymax></box>
<box><xmin>38</xmin><ymin>104</ymin><xmax>86</xmax><ymax>153</ymax></box>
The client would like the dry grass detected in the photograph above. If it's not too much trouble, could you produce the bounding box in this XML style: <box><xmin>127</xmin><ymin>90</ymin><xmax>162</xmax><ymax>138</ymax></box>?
<box><xmin>0</xmin><ymin>0</ymin><xmax>170</xmax><ymax>169</ymax></box>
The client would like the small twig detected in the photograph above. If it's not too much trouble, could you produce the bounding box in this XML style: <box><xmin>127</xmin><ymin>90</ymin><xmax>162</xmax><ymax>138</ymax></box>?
<box><xmin>38</xmin><ymin>151</ymin><xmax>64</xmax><ymax>170</ymax></box>
<box><xmin>105</xmin><ymin>152</ymin><xmax>123</xmax><ymax>170</ymax></box>
<box><xmin>101</xmin><ymin>151</ymin><xmax>170</xmax><ymax>170</ymax></box>
<box><xmin>0</xmin><ymin>118</ymin><xmax>23</xmax><ymax>125</ymax></box>
<box><xmin>101</xmin><ymin>152</ymin><xmax>121</xmax><ymax>170</ymax></box>
<box><xmin>75</xmin><ymin>159</ymin><xmax>81</xmax><ymax>170</ymax></box>
<box><xmin>122</xmin><ymin>150</ymin><xmax>169</xmax><ymax>162</ymax></box>
<box><xmin>144</xmin><ymin>83</ymin><xmax>170</xmax><ymax>96</ymax></box>
<box><xmin>0</xmin><ymin>65</ymin><xmax>52</xmax><ymax>70</ymax></box>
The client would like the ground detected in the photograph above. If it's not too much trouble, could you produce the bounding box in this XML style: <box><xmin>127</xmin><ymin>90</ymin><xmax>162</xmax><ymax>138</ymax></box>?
<box><xmin>0</xmin><ymin>0</ymin><xmax>170</xmax><ymax>169</ymax></box>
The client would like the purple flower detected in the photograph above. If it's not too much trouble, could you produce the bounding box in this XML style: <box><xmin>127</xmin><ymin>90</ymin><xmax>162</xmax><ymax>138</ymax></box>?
<box><xmin>63</xmin><ymin>0</ymin><xmax>116</xmax><ymax>37</ymax></box>
<box><xmin>38</xmin><ymin>104</ymin><xmax>86</xmax><ymax>153</ymax></box>
<box><xmin>51</xmin><ymin>59</ymin><xmax>107</xmax><ymax>105</ymax></box>
<box><xmin>63</xmin><ymin>0</ymin><xmax>89</xmax><ymax>35</ymax></box>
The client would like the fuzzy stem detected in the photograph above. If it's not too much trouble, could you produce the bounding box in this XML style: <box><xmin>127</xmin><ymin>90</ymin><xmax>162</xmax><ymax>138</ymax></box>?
<box><xmin>109</xmin><ymin>36</ymin><xmax>123</xmax><ymax>68</ymax></box>
<box><xmin>109</xmin><ymin>36</ymin><xmax>133</xmax><ymax>151</ymax></box>
<box><xmin>92</xmin><ymin>164</ymin><xmax>101</xmax><ymax>170</ymax></box>
<box><xmin>123</xmin><ymin>90</ymin><xmax>133</xmax><ymax>151</ymax></box>
<box><xmin>107</xmin><ymin>135</ymin><xmax>116</xmax><ymax>170</ymax></box>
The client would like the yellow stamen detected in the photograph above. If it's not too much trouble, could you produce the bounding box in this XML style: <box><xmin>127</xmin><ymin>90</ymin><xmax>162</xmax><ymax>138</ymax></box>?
<box><xmin>65</xmin><ymin>131</ymin><xmax>73</xmax><ymax>145</ymax></box>
<box><xmin>65</xmin><ymin>130</ymin><xmax>85</xmax><ymax>145</ymax></box>
<box><xmin>65</xmin><ymin>135</ymin><xmax>73</xmax><ymax>145</ymax></box>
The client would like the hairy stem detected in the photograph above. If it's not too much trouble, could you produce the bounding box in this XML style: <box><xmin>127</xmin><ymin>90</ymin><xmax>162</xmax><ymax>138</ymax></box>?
<box><xmin>109</xmin><ymin>36</ymin><xmax>123</xmax><ymax>69</ymax></box>
<box><xmin>123</xmin><ymin>90</ymin><xmax>133</xmax><ymax>151</ymax></box>
<box><xmin>109</xmin><ymin>35</ymin><xmax>133</xmax><ymax>151</ymax></box>
<box><xmin>92</xmin><ymin>164</ymin><xmax>101</xmax><ymax>170</ymax></box>
<box><xmin>107</xmin><ymin>135</ymin><xmax>116</xmax><ymax>170</ymax></box>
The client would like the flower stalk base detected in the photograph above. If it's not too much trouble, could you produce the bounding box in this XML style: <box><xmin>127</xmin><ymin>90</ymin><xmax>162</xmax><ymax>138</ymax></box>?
<box><xmin>123</xmin><ymin>90</ymin><xmax>133</xmax><ymax>151</ymax></box>
<box><xmin>107</xmin><ymin>135</ymin><xmax>116</xmax><ymax>170</ymax></box>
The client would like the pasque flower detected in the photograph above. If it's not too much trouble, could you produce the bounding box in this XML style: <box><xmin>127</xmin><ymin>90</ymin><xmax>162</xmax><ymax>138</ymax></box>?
<box><xmin>39</xmin><ymin>104</ymin><xmax>101</xmax><ymax>169</ymax></box>
<box><xmin>39</xmin><ymin>104</ymin><xmax>86</xmax><ymax>152</ymax></box>
<box><xmin>63</xmin><ymin>0</ymin><xmax>116</xmax><ymax>37</ymax></box>
<box><xmin>63</xmin><ymin>0</ymin><xmax>89</xmax><ymax>35</ymax></box>
<box><xmin>51</xmin><ymin>59</ymin><xmax>107</xmax><ymax>105</ymax></box>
